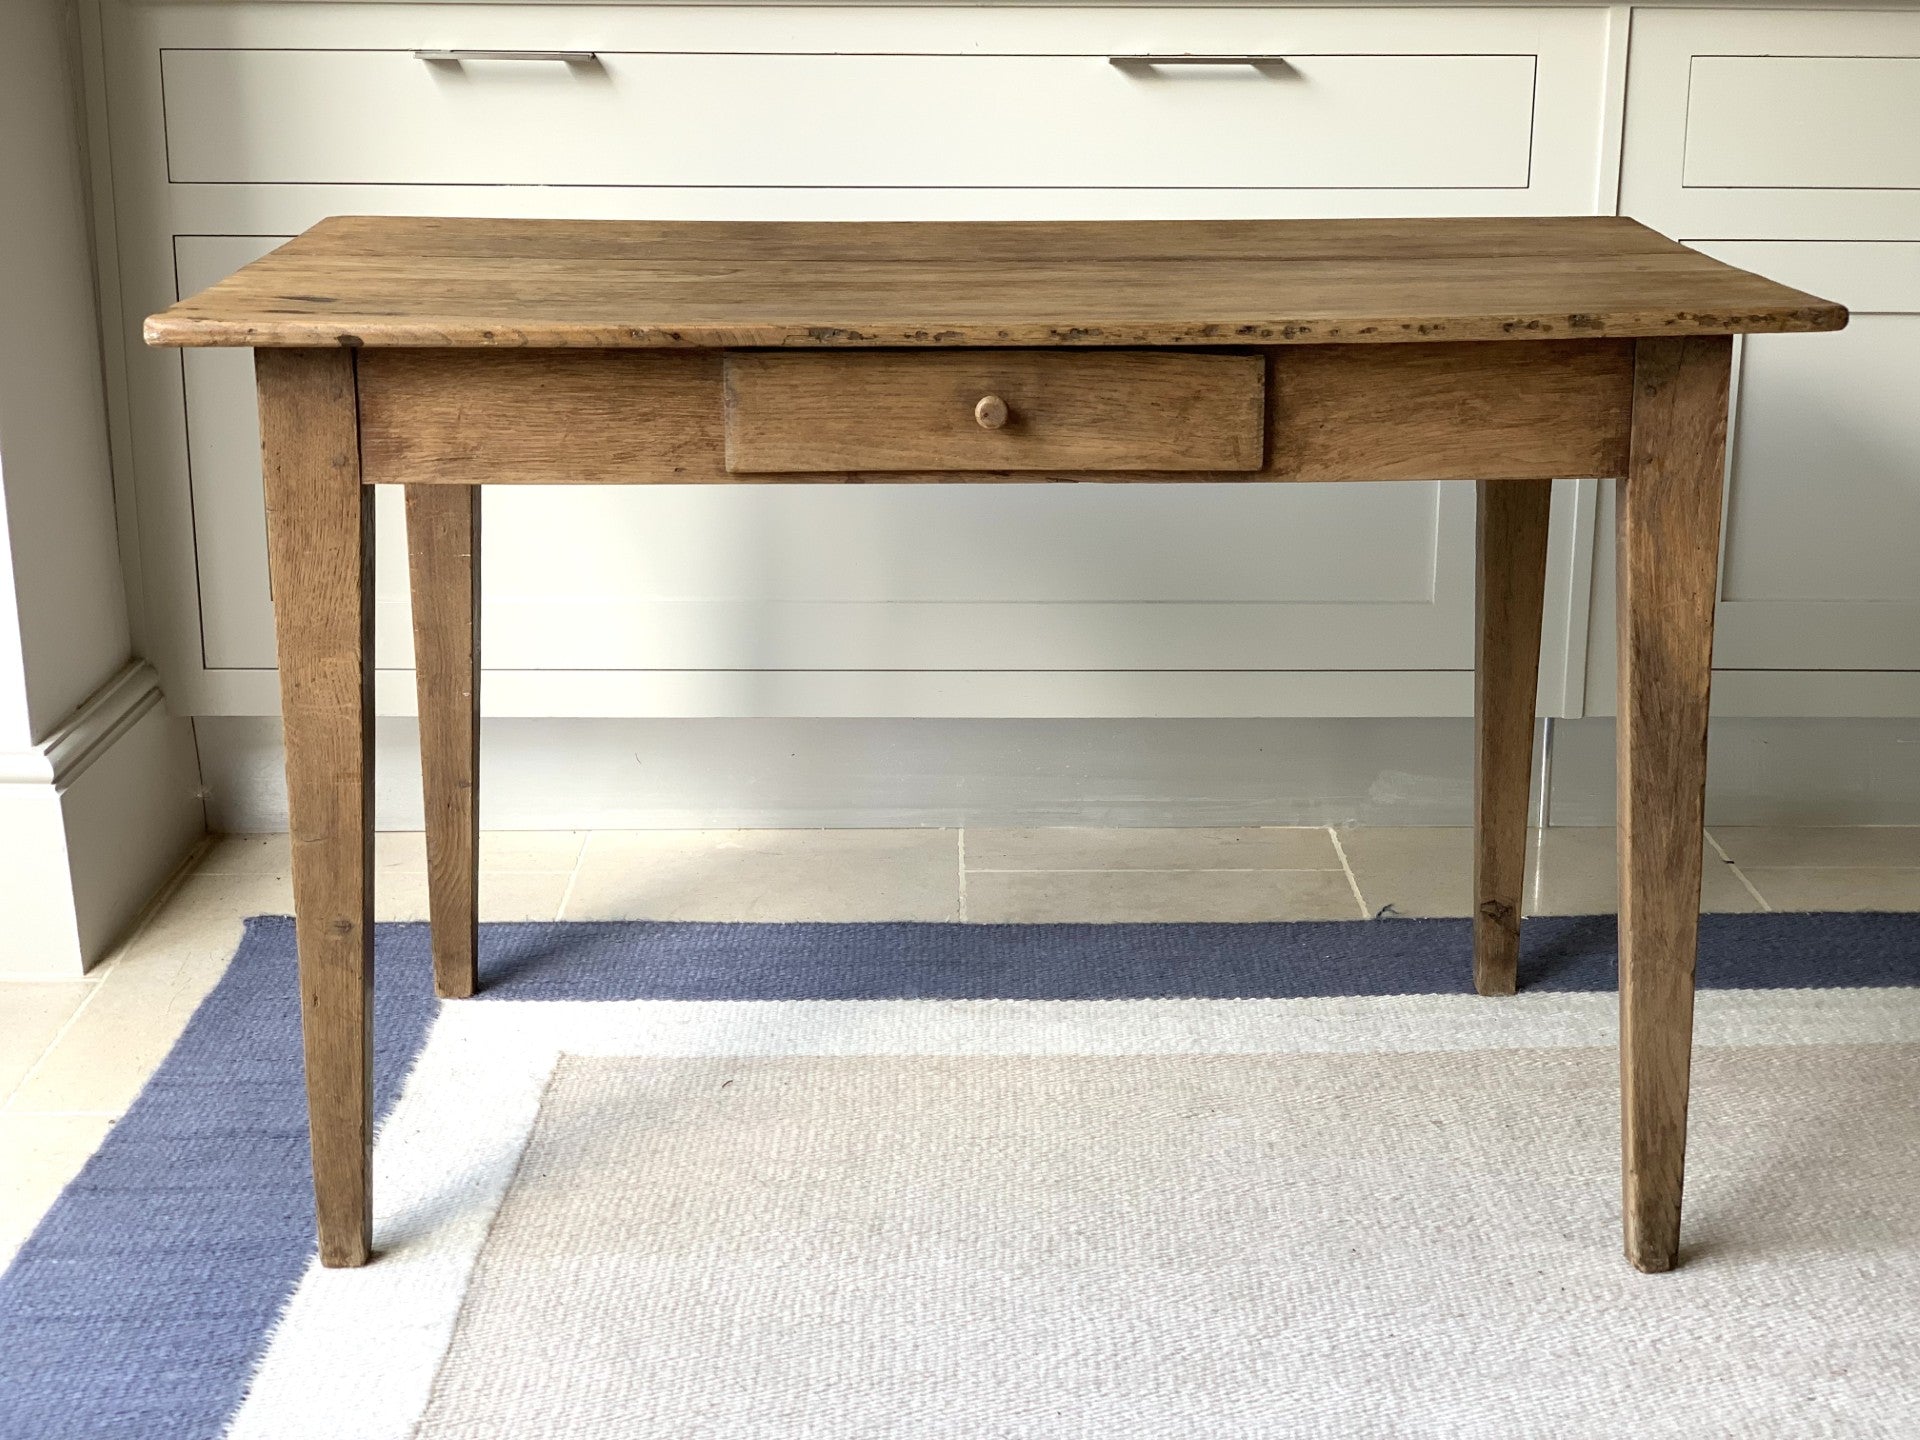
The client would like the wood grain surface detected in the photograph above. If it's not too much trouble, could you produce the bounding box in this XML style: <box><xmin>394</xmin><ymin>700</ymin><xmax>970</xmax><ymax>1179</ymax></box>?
<box><xmin>256</xmin><ymin>348</ymin><xmax>376</xmax><ymax>1269</ymax></box>
<box><xmin>224</xmin><ymin>220</ymin><xmax>1805</xmax><ymax>1279</ymax></box>
<box><xmin>404</xmin><ymin>484</ymin><xmax>481</xmax><ymax>1001</ymax></box>
<box><xmin>1270</xmin><ymin>341</ymin><xmax>1631</xmax><ymax>482</ymax></box>
<box><xmin>723</xmin><ymin>350</ymin><xmax>1265</xmax><ymax>473</ymax></box>
<box><xmin>1615</xmin><ymin>334</ymin><xmax>1732</xmax><ymax>1274</ymax></box>
<box><xmin>145</xmin><ymin>216</ymin><xmax>1846</xmax><ymax>350</ymax></box>
<box><xmin>1471</xmin><ymin>478</ymin><xmax>1553</xmax><ymax>998</ymax></box>
<box><xmin>359</xmin><ymin>341</ymin><xmax>1633</xmax><ymax>485</ymax></box>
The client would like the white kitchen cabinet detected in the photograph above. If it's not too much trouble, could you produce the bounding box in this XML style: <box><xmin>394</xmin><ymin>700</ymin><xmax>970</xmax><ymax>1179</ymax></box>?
<box><xmin>1621</xmin><ymin>10</ymin><xmax>1920</xmax><ymax>242</ymax></box>
<box><xmin>1605</xmin><ymin>8</ymin><xmax>1920</xmax><ymax>715</ymax></box>
<box><xmin>163</xmin><ymin>49</ymin><xmax>1540</xmax><ymax>190</ymax></box>
<box><xmin>1681</xmin><ymin>56</ymin><xmax>1920</xmax><ymax>192</ymax></box>
<box><xmin>102</xmin><ymin>4</ymin><xmax>1618</xmax><ymax>720</ymax></box>
<box><xmin>1701</xmin><ymin>242</ymin><xmax>1920</xmax><ymax>675</ymax></box>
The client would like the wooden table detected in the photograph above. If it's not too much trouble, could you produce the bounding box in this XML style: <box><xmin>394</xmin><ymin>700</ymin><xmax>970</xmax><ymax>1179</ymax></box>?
<box><xmin>146</xmin><ymin>216</ymin><xmax>1845</xmax><ymax>1274</ymax></box>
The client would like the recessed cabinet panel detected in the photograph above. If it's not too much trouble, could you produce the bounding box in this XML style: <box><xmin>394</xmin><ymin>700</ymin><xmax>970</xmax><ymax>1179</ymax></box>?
<box><xmin>1621</xmin><ymin>10</ymin><xmax>1920</xmax><ymax>238</ymax></box>
<box><xmin>162</xmin><ymin>50</ymin><xmax>1536</xmax><ymax>191</ymax></box>
<box><xmin>1720</xmin><ymin>321</ymin><xmax>1920</xmax><ymax>602</ymax></box>
<box><xmin>1684</xmin><ymin>57</ymin><xmax>1920</xmax><ymax>192</ymax></box>
<box><xmin>176</xmin><ymin>235</ymin><xmax>290</xmax><ymax>671</ymax></box>
<box><xmin>1693</xmin><ymin>241</ymin><xmax>1920</xmax><ymax>671</ymax></box>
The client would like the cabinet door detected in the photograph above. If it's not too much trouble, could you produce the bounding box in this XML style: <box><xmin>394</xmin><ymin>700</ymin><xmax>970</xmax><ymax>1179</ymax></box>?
<box><xmin>116</xmin><ymin>4</ymin><xmax>1616</xmax><ymax>720</ymax></box>
<box><xmin>1621</xmin><ymin>10</ymin><xmax>1920</xmax><ymax>241</ymax></box>
<box><xmin>1580</xmin><ymin>242</ymin><xmax>1920</xmax><ymax>717</ymax></box>
<box><xmin>1608</xmin><ymin>8</ymin><xmax>1920</xmax><ymax>716</ymax></box>
<box><xmin>1698</xmin><ymin>242</ymin><xmax>1920</xmax><ymax>673</ymax></box>
<box><xmin>163</xmin><ymin>49</ymin><xmax>1537</xmax><ymax>190</ymax></box>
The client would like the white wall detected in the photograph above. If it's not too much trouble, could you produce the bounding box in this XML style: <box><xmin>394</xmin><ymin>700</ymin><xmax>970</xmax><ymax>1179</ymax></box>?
<box><xmin>0</xmin><ymin>0</ymin><xmax>203</xmax><ymax>976</ymax></box>
<box><xmin>0</xmin><ymin>0</ymin><xmax>133</xmax><ymax>742</ymax></box>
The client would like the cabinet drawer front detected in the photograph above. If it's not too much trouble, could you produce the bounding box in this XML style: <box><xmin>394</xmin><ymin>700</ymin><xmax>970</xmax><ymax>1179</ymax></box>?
<box><xmin>1684</xmin><ymin>56</ymin><xmax>1920</xmax><ymax>190</ymax></box>
<box><xmin>723</xmin><ymin>351</ymin><xmax>1266</xmax><ymax>474</ymax></box>
<box><xmin>161</xmin><ymin>49</ymin><xmax>1535</xmax><ymax>189</ymax></box>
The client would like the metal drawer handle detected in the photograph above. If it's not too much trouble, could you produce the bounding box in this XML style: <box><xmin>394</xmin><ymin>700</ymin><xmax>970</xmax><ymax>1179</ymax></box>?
<box><xmin>1108</xmin><ymin>55</ymin><xmax>1294</xmax><ymax>68</ymax></box>
<box><xmin>415</xmin><ymin>49</ymin><xmax>599</xmax><ymax>63</ymax></box>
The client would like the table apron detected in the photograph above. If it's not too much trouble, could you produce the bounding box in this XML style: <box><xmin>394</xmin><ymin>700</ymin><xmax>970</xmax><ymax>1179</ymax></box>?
<box><xmin>353</xmin><ymin>339</ymin><xmax>1634</xmax><ymax>487</ymax></box>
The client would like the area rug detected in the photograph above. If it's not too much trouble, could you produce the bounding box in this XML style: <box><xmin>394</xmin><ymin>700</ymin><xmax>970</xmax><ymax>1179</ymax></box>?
<box><xmin>2</xmin><ymin>915</ymin><xmax>1918</xmax><ymax>1438</ymax></box>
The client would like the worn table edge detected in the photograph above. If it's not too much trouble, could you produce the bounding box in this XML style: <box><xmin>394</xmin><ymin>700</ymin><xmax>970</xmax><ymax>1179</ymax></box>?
<box><xmin>143</xmin><ymin>306</ymin><xmax>1849</xmax><ymax>350</ymax></box>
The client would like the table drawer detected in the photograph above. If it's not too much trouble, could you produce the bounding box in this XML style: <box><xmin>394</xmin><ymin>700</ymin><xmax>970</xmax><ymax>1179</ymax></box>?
<box><xmin>160</xmin><ymin>48</ymin><xmax>1536</xmax><ymax>190</ymax></box>
<box><xmin>1684</xmin><ymin>56</ymin><xmax>1920</xmax><ymax>191</ymax></box>
<box><xmin>722</xmin><ymin>351</ymin><xmax>1266</xmax><ymax>474</ymax></box>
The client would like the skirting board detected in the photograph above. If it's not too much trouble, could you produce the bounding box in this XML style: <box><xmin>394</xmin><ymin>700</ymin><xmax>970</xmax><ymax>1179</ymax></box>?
<box><xmin>196</xmin><ymin>715</ymin><xmax>1507</xmax><ymax>833</ymax></box>
<box><xmin>192</xmin><ymin>713</ymin><xmax>1920</xmax><ymax>835</ymax></box>
<box><xmin>0</xmin><ymin>662</ymin><xmax>205</xmax><ymax>976</ymax></box>
<box><xmin>1547</xmin><ymin>716</ymin><xmax>1920</xmax><ymax>827</ymax></box>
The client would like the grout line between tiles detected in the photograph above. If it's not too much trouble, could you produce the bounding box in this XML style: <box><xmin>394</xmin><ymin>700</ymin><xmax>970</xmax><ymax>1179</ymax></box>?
<box><xmin>2</xmin><ymin>984</ymin><xmax>108</xmax><ymax>1112</ymax></box>
<box><xmin>1705</xmin><ymin>862</ymin><xmax>1920</xmax><ymax>872</ymax></box>
<box><xmin>957</xmin><ymin>829</ymin><xmax>968</xmax><ymax>922</ymax></box>
<box><xmin>551</xmin><ymin>833</ymin><xmax>591</xmax><ymax>923</ymax></box>
<box><xmin>1325</xmin><ymin>828</ymin><xmax>1371</xmax><ymax>920</ymax></box>
<box><xmin>963</xmin><ymin>866</ymin><xmax>1349</xmax><ymax>876</ymax></box>
<box><xmin>1706</xmin><ymin>830</ymin><xmax>1773</xmax><ymax>913</ymax></box>
<box><xmin>0</xmin><ymin>974</ymin><xmax>103</xmax><ymax>987</ymax></box>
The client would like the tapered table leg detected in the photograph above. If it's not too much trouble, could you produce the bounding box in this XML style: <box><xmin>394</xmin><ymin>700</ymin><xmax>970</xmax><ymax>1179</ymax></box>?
<box><xmin>257</xmin><ymin>349</ymin><xmax>376</xmax><ymax>1268</ymax></box>
<box><xmin>1616</xmin><ymin>334</ymin><xmax>1732</xmax><ymax>1273</ymax></box>
<box><xmin>405</xmin><ymin>485</ymin><xmax>481</xmax><ymax>999</ymax></box>
<box><xmin>1472</xmin><ymin>478</ymin><xmax>1553</xmax><ymax>997</ymax></box>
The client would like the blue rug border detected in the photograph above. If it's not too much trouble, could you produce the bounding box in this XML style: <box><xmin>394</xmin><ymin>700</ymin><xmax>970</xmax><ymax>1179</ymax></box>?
<box><xmin>465</xmin><ymin>910</ymin><xmax>1920</xmax><ymax>1000</ymax></box>
<box><xmin>2</xmin><ymin>911</ymin><xmax>1917</xmax><ymax>1439</ymax></box>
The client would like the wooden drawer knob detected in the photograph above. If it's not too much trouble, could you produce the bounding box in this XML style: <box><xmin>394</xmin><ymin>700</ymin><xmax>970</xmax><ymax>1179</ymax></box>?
<box><xmin>974</xmin><ymin>394</ymin><xmax>1010</xmax><ymax>430</ymax></box>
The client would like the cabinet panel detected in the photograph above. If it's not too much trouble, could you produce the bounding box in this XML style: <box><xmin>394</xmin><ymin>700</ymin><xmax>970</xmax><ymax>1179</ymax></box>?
<box><xmin>163</xmin><ymin>49</ymin><xmax>1536</xmax><ymax>190</ymax></box>
<box><xmin>175</xmin><ymin>237</ymin><xmax>282</xmax><ymax>670</ymax></box>
<box><xmin>1720</xmin><ymin>322</ymin><xmax>1920</xmax><ymax>603</ymax></box>
<box><xmin>112</xmin><ymin>4</ymin><xmax>1615</xmax><ymax>717</ymax></box>
<box><xmin>1697</xmin><ymin>241</ymin><xmax>1920</xmax><ymax>672</ymax></box>
<box><xmin>1621</xmin><ymin>10</ymin><xmax>1920</xmax><ymax>239</ymax></box>
<box><xmin>1610</xmin><ymin>11</ymin><xmax>1920</xmax><ymax>715</ymax></box>
<box><xmin>1683</xmin><ymin>56</ymin><xmax>1920</xmax><ymax>192</ymax></box>
<box><xmin>1585</xmin><ymin>242</ymin><xmax>1920</xmax><ymax>709</ymax></box>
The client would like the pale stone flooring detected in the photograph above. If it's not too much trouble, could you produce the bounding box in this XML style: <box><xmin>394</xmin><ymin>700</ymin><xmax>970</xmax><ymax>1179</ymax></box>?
<box><xmin>3</xmin><ymin>824</ymin><xmax>1918</xmax><ymax>1265</ymax></box>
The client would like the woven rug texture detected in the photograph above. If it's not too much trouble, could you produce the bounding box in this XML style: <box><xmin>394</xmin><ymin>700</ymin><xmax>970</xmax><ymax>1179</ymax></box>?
<box><xmin>0</xmin><ymin>914</ymin><xmax>1915</xmax><ymax>1438</ymax></box>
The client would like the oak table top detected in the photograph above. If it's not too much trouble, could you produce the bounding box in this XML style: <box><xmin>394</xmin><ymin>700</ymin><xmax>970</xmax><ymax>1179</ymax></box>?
<box><xmin>143</xmin><ymin>215</ymin><xmax>1846</xmax><ymax>351</ymax></box>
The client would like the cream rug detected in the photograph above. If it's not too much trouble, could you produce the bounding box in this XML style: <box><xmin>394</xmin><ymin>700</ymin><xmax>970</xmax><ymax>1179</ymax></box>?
<box><xmin>16</xmin><ymin>918</ymin><xmax>1920</xmax><ymax>1438</ymax></box>
<box><xmin>396</xmin><ymin>1044</ymin><xmax>1920</xmax><ymax>1437</ymax></box>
